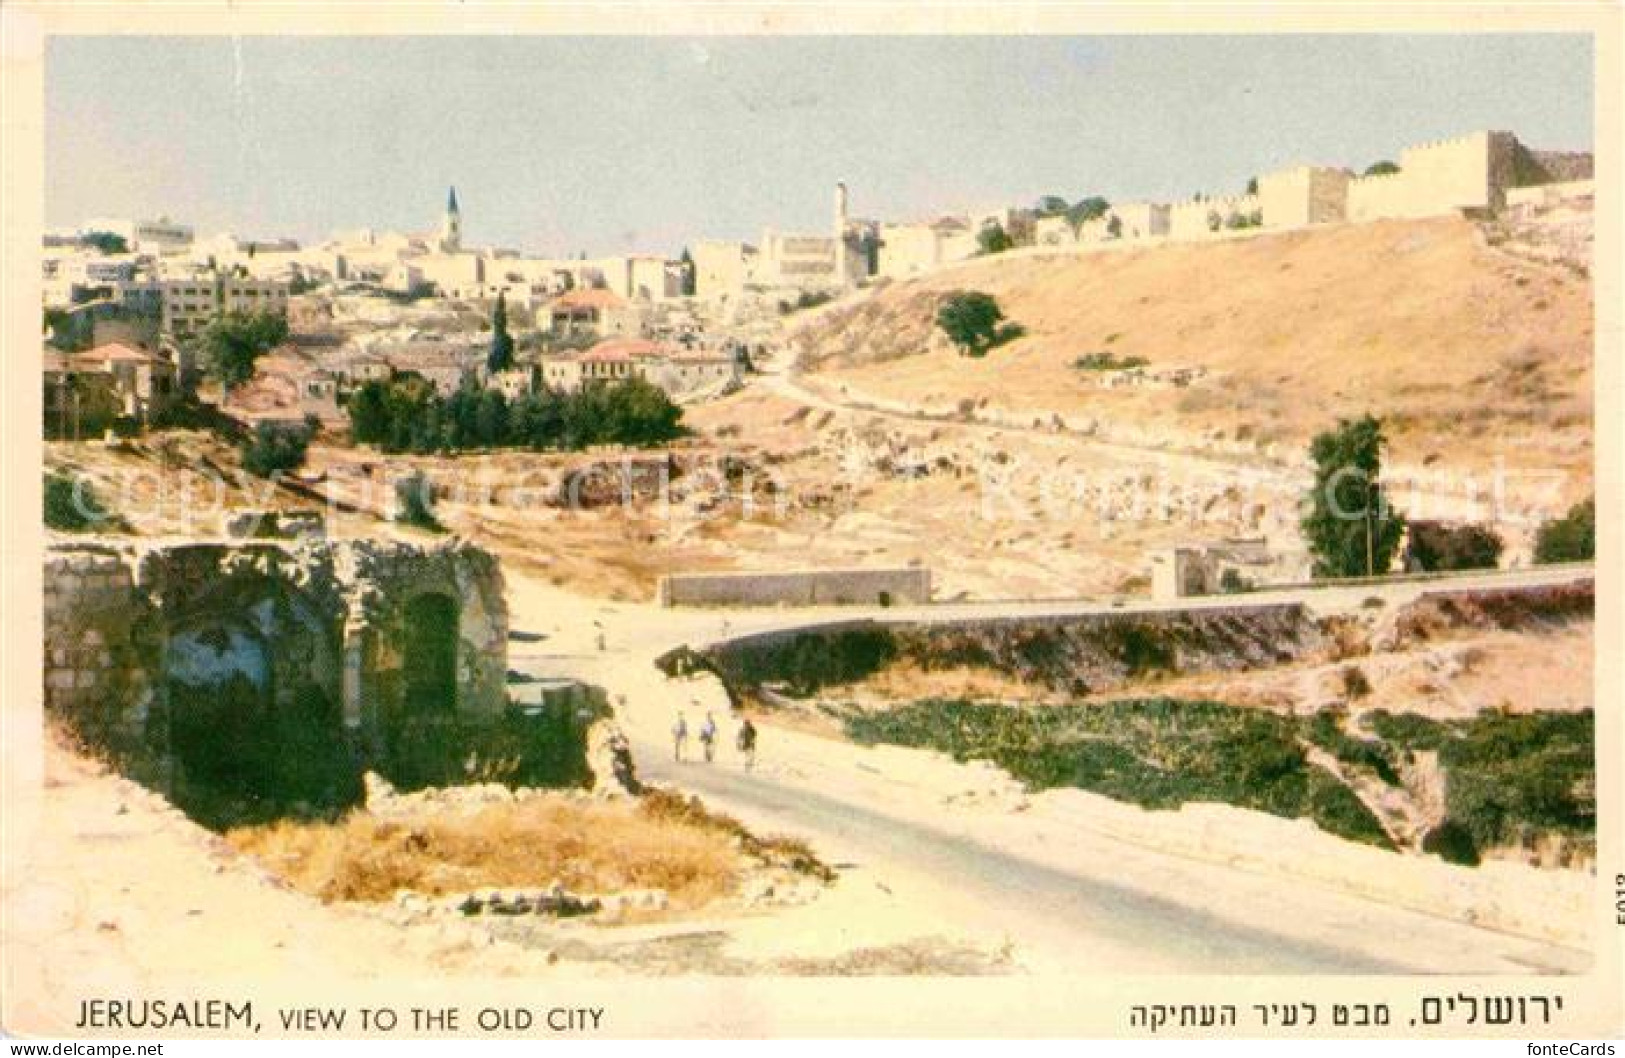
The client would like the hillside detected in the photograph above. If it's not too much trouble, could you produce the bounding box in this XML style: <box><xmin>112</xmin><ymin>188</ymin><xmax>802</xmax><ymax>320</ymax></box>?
<box><xmin>792</xmin><ymin>212</ymin><xmax>1593</xmax><ymax>484</ymax></box>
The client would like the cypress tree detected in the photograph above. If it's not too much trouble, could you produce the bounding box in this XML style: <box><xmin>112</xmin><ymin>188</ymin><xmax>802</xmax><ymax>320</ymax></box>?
<box><xmin>487</xmin><ymin>292</ymin><xmax>515</xmax><ymax>373</ymax></box>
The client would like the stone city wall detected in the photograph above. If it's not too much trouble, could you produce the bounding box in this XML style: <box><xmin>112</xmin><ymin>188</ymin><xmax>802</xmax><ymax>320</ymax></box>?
<box><xmin>1168</xmin><ymin>193</ymin><xmax>1262</xmax><ymax>240</ymax></box>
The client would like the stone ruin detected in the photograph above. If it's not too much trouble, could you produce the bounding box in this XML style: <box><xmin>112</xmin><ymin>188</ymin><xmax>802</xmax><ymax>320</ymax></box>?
<box><xmin>42</xmin><ymin>537</ymin><xmax>524</xmax><ymax>824</ymax></box>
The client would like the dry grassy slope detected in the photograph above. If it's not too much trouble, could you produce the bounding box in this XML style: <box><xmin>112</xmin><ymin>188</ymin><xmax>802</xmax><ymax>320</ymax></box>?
<box><xmin>797</xmin><ymin>216</ymin><xmax>1593</xmax><ymax>478</ymax></box>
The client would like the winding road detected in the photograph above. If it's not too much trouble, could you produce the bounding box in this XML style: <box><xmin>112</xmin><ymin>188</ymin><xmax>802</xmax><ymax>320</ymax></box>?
<box><xmin>505</xmin><ymin>565</ymin><xmax>1595</xmax><ymax>975</ymax></box>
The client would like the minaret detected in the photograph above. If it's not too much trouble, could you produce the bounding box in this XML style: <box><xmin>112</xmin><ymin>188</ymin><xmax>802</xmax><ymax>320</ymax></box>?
<box><xmin>441</xmin><ymin>186</ymin><xmax>462</xmax><ymax>252</ymax></box>
<box><xmin>833</xmin><ymin>182</ymin><xmax>850</xmax><ymax>284</ymax></box>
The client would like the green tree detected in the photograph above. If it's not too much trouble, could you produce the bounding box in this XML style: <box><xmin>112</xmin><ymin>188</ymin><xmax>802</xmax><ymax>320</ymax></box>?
<box><xmin>1036</xmin><ymin>195</ymin><xmax>1071</xmax><ymax>217</ymax></box>
<box><xmin>486</xmin><ymin>292</ymin><xmax>515</xmax><ymax>373</ymax></box>
<box><xmin>1364</xmin><ymin>160</ymin><xmax>1401</xmax><ymax>176</ymax></box>
<box><xmin>1245</xmin><ymin>176</ymin><xmax>1259</xmax><ymax>195</ymax></box>
<box><xmin>1533</xmin><ymin>497</ymin><xmax>1594</xmax><ymax>564</ymax></box>
<box><xmin>1301</xmin><ymin>415</ymin><xmax>1406</xmax><ymax>578</ymax></box>
<box><xmin>474</xmin><ymin>387</ymin><xmax>509</xmax><ymax>448</ymax></box>
<box><xmin>240</xmin><ymin>421</ymin><xmax>312</xmax><ymax>479</ymax></box>
<box><xmin>601</xmin><ymin>377</ymin><xmax>683</xmax><ymax>446</ymax></box>
<box><xmin>80</xmin><ymin>231</ymin><xmax>129</xmax><ymax>255</ymax></box>
<box><xmin>346</xmin><ymin>381</ymin><xmax>391</xmax><ymax>444</ymax></box>
<box><xmin>1407</xmin><ymin>522</ymin><xmax>1503</xmax><ymax>572</ymax></box>
<box><xmin>1067</xmin><ymin>197</ymin><xmax>1111</xmax><ymax>228</ymax></box>
<box><xmin>936</xmin><ymin>292</ymin><xmax>1007</xmax><ymax>357</ymax></box>
<box><xmin>678</xmin><ymin>248</ymin><xmax>696</xmax><ymax>296</ymax></box>
<box><xmin>200</xmin><ymin>311</ymin><xmax>289</xmax><ymax>391</ymax></box>
<box><xmin>976</xmin><ymin>223</ymin><xmax>1013</xmax><ymax>256</ymax></box>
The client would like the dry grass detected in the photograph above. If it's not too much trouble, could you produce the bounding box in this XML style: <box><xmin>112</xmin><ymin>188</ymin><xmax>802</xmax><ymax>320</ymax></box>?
<box><xmin>796</xmin><ymin>215</ymin><xmax>1593</xmax><ymax>477</ymax></box>
<box><xmin>228</xmin><ymin>795</ymin><xmax>745</xmax><ymax>908</ymax></box>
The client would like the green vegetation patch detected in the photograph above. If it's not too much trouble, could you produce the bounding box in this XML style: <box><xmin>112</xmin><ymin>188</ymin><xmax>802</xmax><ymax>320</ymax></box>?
<box><xmin>843</xmin><ymin>697</ymin><xmax>1393</xmax><ymax>848</ymax></box>
<box><xmin>1073</xmin><ymin>352</ymin><xmax>1149</xmax><ymax>371</ymax></box>
<box><xmin>844</xmin><ymin>698</ymin><xmax>1598</xmax><ymax>859</ymax></box>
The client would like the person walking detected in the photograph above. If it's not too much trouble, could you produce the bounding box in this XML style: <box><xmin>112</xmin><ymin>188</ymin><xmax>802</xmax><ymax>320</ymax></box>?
<box><xmin>672</xmin><ymin>713</ymin><xmax>689</xmax><ymax>762</ymax></box>
<box><xmin>736</xmin><ymin>717</ymin><xmax>758</xmax><ymax>771</ymax></box>
<box><xmin>700</xmin><ymin>711</ymin><xmax>718</xmax><ymax>763</ymax></box>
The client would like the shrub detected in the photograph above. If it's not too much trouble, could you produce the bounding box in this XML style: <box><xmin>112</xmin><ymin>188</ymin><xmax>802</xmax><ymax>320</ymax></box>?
<box><xmin>843</xmin><ymin>697</ymin><xmax>1392</xmax><ymax>849</ymax></box>
<box><xmin>394</xmin><ymin>471</ymin><xmax>443</xmax><ymax>532</ymax></box>
<box><xmin>44</xmin><ymin>470</ymin><xmax>123</xmax><ymax>532</ymax></box>
<box><xmin>976</xmin><ymin>223</ymin><xmax>1013</xmax><ymax>255</ymax></box>
<box><xmin>1074</xmin><ymin>352</ymin><xmax>1149</xmax><ymax>371</ymax></box>
<box><xmin>240</xmin><ymin>421</ymin><xmax>312</xmax><ymax>479</ymax></box>
<box><xmin>1533</xmin><ymin>497</ymin><xmax>1594</xmax><ymax>564</ymax></box>
<box><xmin>1421</xmin><ymin>820</ymin><xmax>1481</xmax><ymax>866</ymax></box>
<box><xmin>936</xmin><ymin>292</ymin><xmax>1006</xmax><ymax>356</ymax></box>
<box><xmin>1305</xmin><ymin>708</ymin><xmax>1397</xmax><ymax>785</ymax></box>
<box><xmin>1407</xmin><ymin>521</ymin><xmax>1503</xmax><ymax>572</ymax></box>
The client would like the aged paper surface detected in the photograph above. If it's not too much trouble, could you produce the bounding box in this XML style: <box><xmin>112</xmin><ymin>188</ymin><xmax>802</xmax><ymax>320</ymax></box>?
<box><xmin>2</xmin><ymin>1</ymin><xmax>1620</xmax><ymax>1040</ymax></box>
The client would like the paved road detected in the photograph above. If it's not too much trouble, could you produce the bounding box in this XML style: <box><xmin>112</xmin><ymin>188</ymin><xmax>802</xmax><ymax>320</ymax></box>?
<box><xmin>507</xmin><ymin>564</ymin><xmax>1594</xmax><ymax>975</ymax></box>
<box><xmin>631</xmin><ymin>745</ymin><xmax>1585</xmax><ymax>975</ymax></box>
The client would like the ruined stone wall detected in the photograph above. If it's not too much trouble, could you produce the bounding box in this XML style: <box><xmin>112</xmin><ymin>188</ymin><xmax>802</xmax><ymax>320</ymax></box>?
<box><xmin>657</xmin><ymin>567</ymin><xmax>931</xmax><ymax>608</ymax></box>
<box><xmin>43</xmin><ymin>546</ymin><xmax>150</xmax><ymax>743</ymax></box>
<box><xmin>336</xmin><ymin>539</ymin><xmax>509</xmax><ymax>726</ymax></box>
<box><xmin>43</xmin><ymin>537</ymin><xmax>509</xmax><ymax>752</ymax></box>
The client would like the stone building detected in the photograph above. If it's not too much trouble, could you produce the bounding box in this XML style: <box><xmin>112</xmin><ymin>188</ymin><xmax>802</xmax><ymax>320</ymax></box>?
<box><xmin>539</xmin><ymin>336</ymin><xmax>741</xmax><ymax>399</ymax></box>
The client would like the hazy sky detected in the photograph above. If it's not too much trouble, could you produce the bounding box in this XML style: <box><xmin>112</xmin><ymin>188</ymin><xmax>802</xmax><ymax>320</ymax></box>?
<box><xmin>47</xmin><ymin>34</ymin><xmax>1593</xmax><ymax>256</ymax></box>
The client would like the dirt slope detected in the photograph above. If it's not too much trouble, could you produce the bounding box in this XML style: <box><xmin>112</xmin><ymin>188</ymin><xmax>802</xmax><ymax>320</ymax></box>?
<box><xmin>795</xmin><ymin>214</ymin><xmax>1593</xmax><ymax>481</ymax></box>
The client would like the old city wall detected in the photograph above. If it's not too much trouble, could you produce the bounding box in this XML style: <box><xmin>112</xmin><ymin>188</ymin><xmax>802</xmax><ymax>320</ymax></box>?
<box><xmin>1168</xmin><ymin>193</ymin><xmax>1262</xmax><ymax>240</ymax></box>
<box><xmin>1347</xmin><ymin>131</ymin><xmax>1518</xmax><ymax>222</ymax></box>
<box><xmin>658</xmin><ymin>567</ymin><xmax>932</xmax><ymax>608</ymax></box>
<box><xmin>1259</xmin><ymin>166</ymin><xmax>1351</xmax><ymax>228</ymax></box>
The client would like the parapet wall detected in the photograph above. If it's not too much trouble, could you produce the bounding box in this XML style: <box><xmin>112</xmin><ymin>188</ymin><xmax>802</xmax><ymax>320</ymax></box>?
<box><xmin>695</xmin><ymin>603</ymin><xmax>1317</xmax><ymax>698</ymax></box>
<box><xmin>658</xmin><ymin>567</ymin><xmax>932</xmax><ymax>608</ymax></box>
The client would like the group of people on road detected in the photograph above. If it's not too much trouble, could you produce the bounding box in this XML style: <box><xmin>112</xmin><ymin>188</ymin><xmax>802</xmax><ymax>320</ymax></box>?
<box><xmin>672</xmin><ymin>710</ymin><xmax>757</xmax><ymax>769</ymax></box>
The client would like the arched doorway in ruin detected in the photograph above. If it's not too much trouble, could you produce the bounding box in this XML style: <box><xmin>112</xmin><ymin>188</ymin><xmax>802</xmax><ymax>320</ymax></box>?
<box><xmin>400</xmin><ymin>591</ymin><xmax>460</xmax><ymax>714</ymax></box>
<box><xmin>161</xmin><ymin>585</ymin><xmax>351</xmax><ymax>827</ymax></box>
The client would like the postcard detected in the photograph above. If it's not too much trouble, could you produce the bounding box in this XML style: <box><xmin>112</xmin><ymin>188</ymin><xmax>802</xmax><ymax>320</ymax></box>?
<box><xmin>2</xmin><ymin>2</ymin><xmax>1620</xmax><ymax>1042</ymax></box>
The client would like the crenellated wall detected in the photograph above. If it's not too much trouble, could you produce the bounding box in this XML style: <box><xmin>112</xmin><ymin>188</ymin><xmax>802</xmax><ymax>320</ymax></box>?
<box><xmin>1347</xmin><ymin>130</ymin><xmax>1520</xmax><ymax>222</ymax></box>
<box><xmin>1168</xmin><ymin>193</ymin><xmax>1262</xmax><ymax>240</ymax></box>
<box><xmin>1259</xmin><ymin>166</ymin><xmax>1351</xmax><ymax>229</ymax></box>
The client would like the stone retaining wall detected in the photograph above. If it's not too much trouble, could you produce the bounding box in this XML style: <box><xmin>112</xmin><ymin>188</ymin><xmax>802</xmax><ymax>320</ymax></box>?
<box><xmin>658</xmin><ymin>567</ymin><xmax>931</xmax><ymax>608</ymax></box>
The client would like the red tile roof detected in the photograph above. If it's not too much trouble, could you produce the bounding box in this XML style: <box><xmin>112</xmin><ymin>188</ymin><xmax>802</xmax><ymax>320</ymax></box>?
<box><xmin>74</xmin><ymin>342</ymin><xmax>168</xmax><ymax>367</ymax></box>
<box><xmin>551</xmin><ymin>287</ymin><xmax>626</xmax><ymax>312</ymax></box>
<box><xmin>580</xmin><ymin>337</ymin><xmax>669</xmax><ymax>363</ymax></box>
